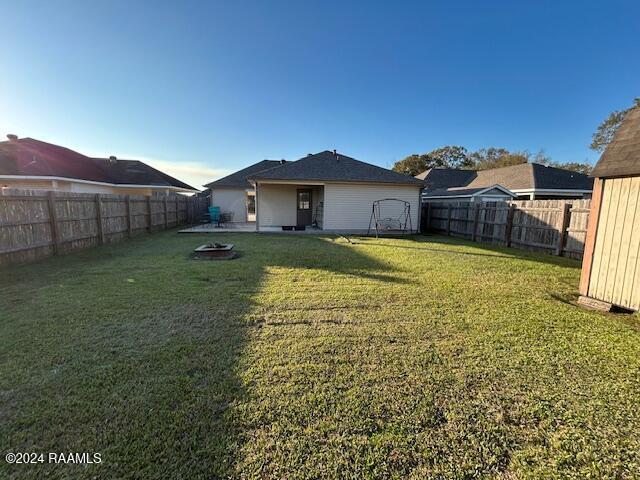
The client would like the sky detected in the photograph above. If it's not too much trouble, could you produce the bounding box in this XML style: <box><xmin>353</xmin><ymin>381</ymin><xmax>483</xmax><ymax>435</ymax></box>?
<box><xmin>0</xmin><ymin>0</ymin><xmax>638</xmax><ymax>189</ymax></box>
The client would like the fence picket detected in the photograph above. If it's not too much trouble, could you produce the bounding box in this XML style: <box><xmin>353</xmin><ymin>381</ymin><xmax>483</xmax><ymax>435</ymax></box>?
<box><xmin>0</xmin><ymin>189</ymin><xmax>208</xmax><ymax>266</ymax></box>
<box><xmin>423</xmin><ymin>199</ymin><xmax>590</xmax><ymax>259</ymax></box>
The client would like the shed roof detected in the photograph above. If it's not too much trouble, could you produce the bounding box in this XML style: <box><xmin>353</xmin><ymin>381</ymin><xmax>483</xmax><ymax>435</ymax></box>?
<box><xmin>249</xmin><ymin>150</ymin><xmax>424</xmax><ymax>186</ymax></box>
<box><xmin>591</xmin><ymin>106</ymin><xmax>640</xmax><ymax>178</ymax></box>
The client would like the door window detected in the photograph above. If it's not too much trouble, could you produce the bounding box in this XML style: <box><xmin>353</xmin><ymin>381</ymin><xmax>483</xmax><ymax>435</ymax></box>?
<box><xmin>298</xmin><ymin>191</ymin><xmax>310</xmax><ymax>210</ymax></box>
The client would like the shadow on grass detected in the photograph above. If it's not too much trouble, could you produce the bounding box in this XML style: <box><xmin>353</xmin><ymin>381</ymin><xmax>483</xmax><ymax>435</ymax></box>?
<box><xmin>349</xmin><ymin>233</ymin><xmax>582</xmax><ymax>268</ymax></box>
<box><xmin>0</xmin><ymin>231</ymin><xmax>404</xmax><ymax>479</ymax></box>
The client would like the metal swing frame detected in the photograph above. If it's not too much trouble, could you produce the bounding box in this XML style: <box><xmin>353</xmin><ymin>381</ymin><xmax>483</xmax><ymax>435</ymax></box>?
<box><xmin>367</xmin><ymin>198</ymin><xmax>412</xmax><ymax>237</ymax></box>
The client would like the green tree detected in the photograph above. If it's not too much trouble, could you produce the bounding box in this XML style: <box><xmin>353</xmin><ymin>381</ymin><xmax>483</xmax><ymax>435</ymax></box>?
<box><xmin>590</xmin><ymin>98</ymin><xmax>640</xmax><ymax>153</ymax></box>
<box><xmin>467</xmin><ymin>147</ymin><xmax>529</xmax><ymax>170</ymax></box>
<box><xmin>547</xmin><ymin>162</ymin><xmax>593</xmax><ymax>175</ymax></box>
<box><xmin>392</xmin><ymin>146</ymin><xmax>469</xmax><ymax>176</ymax></box>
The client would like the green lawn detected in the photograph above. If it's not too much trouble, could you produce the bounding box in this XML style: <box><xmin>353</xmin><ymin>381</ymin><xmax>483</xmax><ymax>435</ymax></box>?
<box><xmin>1</xmin><ymin>231</ymin><xmax>639</xmax><ymax>479</ymax></box>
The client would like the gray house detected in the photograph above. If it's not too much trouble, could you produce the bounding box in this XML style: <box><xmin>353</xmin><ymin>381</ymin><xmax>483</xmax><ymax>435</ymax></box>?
<box><xmin>205</xmin><ymin>151</ymin><xmax>423</xmax><ymax>233</ymax></box>
<box><xmin>417</xmin><ymin>163</ymin><xmax>593</xmax><ymax>202</ymax></box>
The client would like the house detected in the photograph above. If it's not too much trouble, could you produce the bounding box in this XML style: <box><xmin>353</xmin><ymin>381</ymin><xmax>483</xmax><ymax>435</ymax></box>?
<box><xmin>579</xmin><ymin>106</ymin><xmax>640</xmax><ymax>312</ymax></box>
<box><xmin>206</xmin><ymin>150</ymin><xmax>423</xmax><ymax>233</ymax></box>
<box><xmin>0</xmin><ymin>135</ymin><xmax>198</xmax><ymax>195</ymax></box>
<box><xmin>203</xmin><ymin>160</ymin><xmax>283</xmax><ymax>222</ymax></box>
<box><xmin>420</xmin><ymin>185</ymin><xmax>516</xmax><ymax>203</ymax></box>
<box><xmin>416</xmin><ymin>163</ymin><xmax>593</xmax><ymax>202</ymax></box>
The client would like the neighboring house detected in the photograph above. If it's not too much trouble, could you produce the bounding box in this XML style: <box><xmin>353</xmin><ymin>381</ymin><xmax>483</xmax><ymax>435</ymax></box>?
<box><xmin>0</xmin><ymin>135</ymin><xmax>198</xmax><ymax>195</ymax></box>
<box><xmin>205</xmin><ymin>150</ymin><xmax>423</xmax><ymax>233</ymax></box>
<box><xmin>416</xmin><ymin>163</ymin><xmax>593</xmax><ymax>201</ymax></box>
<box><xmin>422</xmin><ymin>185</ymin><xmax>516</xmax><ymax>203</ymax></box>
<box><xmin>579</xmin><ymin>106</ymin><xmax>640</xmax><ymax>312</ymax></box>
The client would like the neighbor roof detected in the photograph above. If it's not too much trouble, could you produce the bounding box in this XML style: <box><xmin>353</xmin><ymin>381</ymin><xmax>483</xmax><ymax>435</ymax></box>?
<box><xmin>418</xmin><ymin>163</ymin><xmax>593</xmax><ymax>191</ymax></box>
<box><xmin>204</xmin><ymin>160</ymin><xmax>282</xmax><ymax>189</ymax></box>
<box><xmin>0</xmin><ymin>137</ymin><xmax>197</xmax><ymax>191</ymax></box>
<box><xmin>423</xmin><ymin>185</ymin><xmax>516</xmax><ymax>199</ymax></box>
<box><xmin>91</xmin><ymin>157</ymin><xmax>196</xmax><ymax>190</ymax></box>
<box><xmin>249</xmin><ymin>151</ymin><xmax>424</xmax><ymax>185</ymax></box>
<box><xmin>591</xmin><ymin>106</ymin><xmax>640</xmax><ymax>178</ymax></box>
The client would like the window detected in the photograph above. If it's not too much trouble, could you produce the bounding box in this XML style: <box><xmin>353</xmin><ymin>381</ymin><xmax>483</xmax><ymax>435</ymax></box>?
<box><xmin>298</xmin><ymin>191</ymin><xmax>310</xmax><ymax>210</ymax></box>
<box><xmin>247</xmin><ymin>194</ymin><xmax>255</xmax><ymax>215</ymax></box>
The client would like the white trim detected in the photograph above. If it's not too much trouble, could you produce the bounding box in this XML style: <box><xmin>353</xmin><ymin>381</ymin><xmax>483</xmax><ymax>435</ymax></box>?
<box><xmin>252</xmin><ymin>179</ymin><xmax>422</xmax><ymax>187</ymax></box>
<box><xmin>0</xmin><ymin>174</ymin><xmax>198</xmax><ymax>193</ymax></box>
<box><xmin>423</xmin><ymin>184</ymin><xmax>516</xmax><ymax>200</ymax></box>
<box><xmin>509</xmin><ymin>188</ymin><xmax>592</xmax><ymax>195</ymax></box>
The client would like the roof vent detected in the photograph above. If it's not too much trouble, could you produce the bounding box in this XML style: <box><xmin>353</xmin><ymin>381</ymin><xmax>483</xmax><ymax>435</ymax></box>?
<box><xmin>333</xmin><ymin>149</ymin><xmax>339</xmax><ymax>161</ymax></box>
<box><xmin>6</xmin><ymin>134</ymin><xmax>18</xmax><ymax>141</ymax></box>
<box><xmin>307</xmin><ymin>153</ymin><xmax>312</xmax><ymax>157</ymax></box>
<box><xmin>108</xmin><ymin>155</ymin><xmax>117</xmax><ymax>163</ymax></box>
<box><xmin>280</xmin><ymin>159</ymin><xmax>286</xmax><ymax>164</ymax></box>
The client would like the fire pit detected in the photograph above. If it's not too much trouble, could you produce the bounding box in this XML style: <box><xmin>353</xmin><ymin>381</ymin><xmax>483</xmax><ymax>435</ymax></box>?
<box><xmin>193</xmin><ymin>243</ymin><xmax>238</xmax><ymax>260</ymax></box>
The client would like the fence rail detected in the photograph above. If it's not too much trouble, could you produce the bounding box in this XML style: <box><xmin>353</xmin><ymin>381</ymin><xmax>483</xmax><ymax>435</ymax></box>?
<box><xmin>422</xmin><ymin>199</ymin><xmax>591</xmax><ymax>259</ymax></box>
<box><xmin>0</xmin><ymin>189</ymin><xmax>209</xmax><ymax>266</ymax></box>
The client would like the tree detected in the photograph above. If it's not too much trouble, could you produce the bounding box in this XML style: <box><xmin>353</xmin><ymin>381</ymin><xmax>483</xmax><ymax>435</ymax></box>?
<box><xmin>547</xmin><ymin>162</ymin><xmax>593</xmax><ymax>175</ymax></box>
<box><xmin>392</xmin><ymin>146</ymin><xmax>469</xmax><ymax>176</ymax></box>
<box><xmin>394</xmin><ymin>145</ymin><xmax>593</xmax><ymax>176</ymax></box>
<box><xmin>466</xmin><ymin>147</ymin><xmax>529</xmax><ymax>170</ymax></box>
<box><xmin>590</xmin><ymin>98</ymin><xmax>640</xmax><ymax>153</ymax></box>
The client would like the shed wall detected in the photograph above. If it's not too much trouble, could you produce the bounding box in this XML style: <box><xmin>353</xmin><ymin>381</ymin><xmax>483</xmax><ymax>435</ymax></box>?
<box><xmin>588</xmin><ymin>176</ymin><xmax>640</xmax><ymax>310</ymax></box>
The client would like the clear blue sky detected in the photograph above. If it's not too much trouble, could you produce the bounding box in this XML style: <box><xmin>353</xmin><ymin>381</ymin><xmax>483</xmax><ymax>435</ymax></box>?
<box><xmin>1</xmin><ymin>0</ymin><xmax>638</xmax><ymax>188</ymax></box>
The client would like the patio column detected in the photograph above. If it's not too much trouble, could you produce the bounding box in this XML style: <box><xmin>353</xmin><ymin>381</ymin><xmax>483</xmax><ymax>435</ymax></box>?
<box><xmin>255</xmin><ymin>183</ymin><xmax>260</xmax><ymax>232</ymax></box>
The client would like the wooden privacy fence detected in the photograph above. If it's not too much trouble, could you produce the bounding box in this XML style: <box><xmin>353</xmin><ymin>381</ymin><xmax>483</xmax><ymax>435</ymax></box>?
<box><xmin>0</xmin><ymin>189</ymin><xmax>209</xmax><ymax>266</ymax></box>
<box><xmin>422</xmin><ymin>199</ymin><xmax>591</xmax><ymax>259</ymax></box>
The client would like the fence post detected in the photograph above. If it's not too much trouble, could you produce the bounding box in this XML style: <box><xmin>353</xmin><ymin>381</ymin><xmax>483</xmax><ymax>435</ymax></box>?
<box><xmin>424</xmin><ymin>203</ymin><xmax>431</xmax><ymax>232</ymax></box>
<box><xmin>126</xmin><ymin>195</ymin><xmax>132</xmax><ymax>237</ymax></box>
<box><xmin>556</xmin><ymin>202</ymin><xmax>572</xmax><ymax>256</ymax></box>
<box><xmin>505</xmin><ymin>204</ymin><xmax>515</xmax><ymax>247</ymax></box>
<box><xmin>95</xmin><ymin>194</ymin><xmax>105</xmax><ymax>245</ymax></box>
<box><xmin>147</xmin><ymin>196</ymin><xmax>153</xmax><ymax>233</ymax></box>
<box><xmin>446</xmin><ymin>205</ymin><xmax>452</xmax><ymax>236</ymax></box>
<box><xmin>175</xmin><ymin>197</ymin><xmax>179</xmax><ymax>226</ymax></box>
<box><xmin>164</xmin><ymin>197</ymin><xmax>169</xmax><ymax>229</ymax></box>
<box><xmin>471</xmin><ymin>203</ymin><xmax>480</xmax><ymax>242</ymax></box>
<box><xmin>47</xmin><ymin>191</ymin><xmax>61</xmax><ymax>255</ymax></box>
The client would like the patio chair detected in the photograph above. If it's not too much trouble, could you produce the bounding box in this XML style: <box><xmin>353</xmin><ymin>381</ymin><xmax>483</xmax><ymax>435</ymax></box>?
<box><xmin>208</xmin><ymin>206</ymin><xmax>221</xmax><ymax>226</ymax></box>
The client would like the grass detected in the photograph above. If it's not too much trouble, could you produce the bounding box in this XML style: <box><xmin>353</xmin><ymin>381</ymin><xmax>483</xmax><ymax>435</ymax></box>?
<box><xmin>1</xmin><ymin>231</ymin><xmax>639</xmax><ymax>479</ymax></box>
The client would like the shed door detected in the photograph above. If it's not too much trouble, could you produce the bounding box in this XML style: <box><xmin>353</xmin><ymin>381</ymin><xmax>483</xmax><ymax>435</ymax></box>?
<box><xmin>296</xmin><ymin>189</ymin><xmax>312</xmax><ymax>226</ymax></box>
<box><xmin>588</xmin><ymin>176</ymin><xmax>640</xmax><ymax>310</ymax></box>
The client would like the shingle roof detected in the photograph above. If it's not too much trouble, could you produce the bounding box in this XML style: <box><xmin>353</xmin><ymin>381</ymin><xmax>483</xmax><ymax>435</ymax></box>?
<box><xmin>91</xmin><ymin>158</ymin><xmax>196</xmax><ymax>190</ymax></box>
<box><xmin>0</xmin><ymin>137</ymin><xmax>198</xmax><ymax>191</ymax></box>
<box><xmin>417</xmin><ymin>163</ymin><xmax>593</xmax><ymax>191</ymax></box>
<box><xmin>204</xmin><ymin>160</ymin><xmax>282</xmax><ymax>189</ymax></box>
<box><xmin>416</xmin><ymin>169</ymin><xmax>477</xmax><ymax>189</ymax></box>
<box><xmin>591</xmin><ymin>106</ymin><xmax>640</xmax><ymax>178</ymax></box>
<box><xmin>0</xmin><ymin>137</ymin><xmax>112</xmax><ymax>182</ymax></box>
<box><xmin>249</xmin><ymin>151</ymin><xmax>424</xmax><ymax>186</ymax></box>
<box><xmin>423</xmin><ymin>185</ymin><xmax>516</xmax><ymax>198</ymax></box>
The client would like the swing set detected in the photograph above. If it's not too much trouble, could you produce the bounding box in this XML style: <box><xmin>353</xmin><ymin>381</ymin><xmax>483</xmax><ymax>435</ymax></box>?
<box><xmin>367</xmin><ymin>198</ymin><xmax>412</xmax><ymax>237</ymax></box>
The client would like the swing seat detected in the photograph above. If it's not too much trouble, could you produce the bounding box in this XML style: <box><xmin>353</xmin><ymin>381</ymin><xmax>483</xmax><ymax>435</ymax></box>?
<box><xmin>379</xmin><ymin>218</ymin><xmax>402</xmax><ymax>231</ymax></box>
<box><xmin>367</xmin><ymin>198</ymin><xmax>412</xmax><ymax>237</ymax></box>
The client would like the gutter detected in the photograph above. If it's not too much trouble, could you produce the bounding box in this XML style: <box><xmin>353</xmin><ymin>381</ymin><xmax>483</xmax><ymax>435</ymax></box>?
<box><xmin>0</xmin><ymin>175</ymin><xmax>199</xmax><ymax>193</ymax></box>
